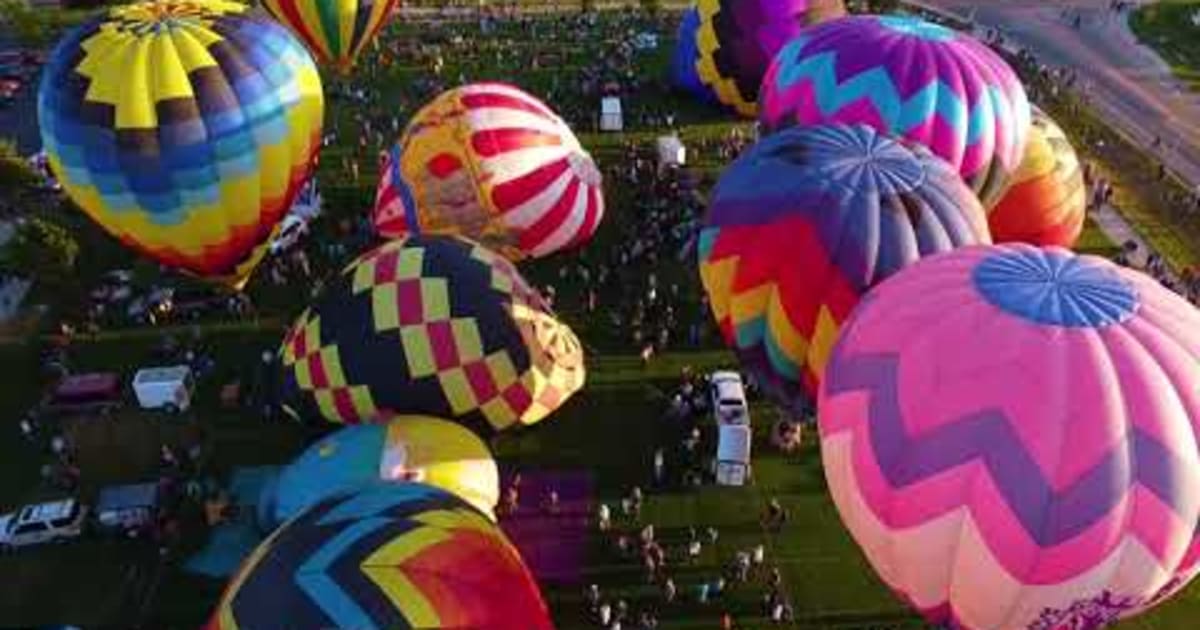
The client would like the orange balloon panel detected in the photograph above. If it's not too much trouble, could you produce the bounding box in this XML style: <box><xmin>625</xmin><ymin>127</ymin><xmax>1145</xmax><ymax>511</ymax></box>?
<box><xmin>989</xmin><ymin>109</ymin><xmax>1085</xmax><ymax>247</ymax></box>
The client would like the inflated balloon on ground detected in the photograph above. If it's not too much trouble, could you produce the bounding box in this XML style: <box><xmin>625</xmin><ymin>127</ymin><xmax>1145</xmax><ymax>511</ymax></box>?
<box><xmin>820</xmin><ymin>243</ymin><xmax>1200</xmax><ymax>630</ymax></box>
<box><xmin>988</xmin><ymin>107</ymin><xmax>1086</xmax><ymax>247</ymax></box>
<box><xmin>37</xmin><ymin>0</ymin><xmax>323</xmax><ymax>288</ymax></box>
<box><xmin>760</xmin><ymin>15</ymin><xmax>1030</xmax><ymax>207</ymax></box>
<box><xmin>698</xmin><ymin>124</ymin><xmax>990</xmax><ymax>414</ymax></box>
<box><xmin>672</xmin><ymin>0</ymin><xmax>846</xmax><ymax>117</ymax></box>
<box><xmin>264</xmin><ymin>415</ymin><xmax>499</xmax><ymax>529</ymax></box>
<box><xmin>260</xmin><ymin>0</ymin><xmax>400</xmax><ymax>72</ymax></box>
<box><xmin>279</xmin><ymin>235</ymin><xmax>585</xmax><ymax>435</ymax></box>
<box><xmin>209</xmin><ymin>483</ymin><xmax>554</xmax><ymax>630</ymax></box>
<box><xmin>374</xmin><ymin>83</ymin><xmax>604</xmax><ymax>260</ymax></box>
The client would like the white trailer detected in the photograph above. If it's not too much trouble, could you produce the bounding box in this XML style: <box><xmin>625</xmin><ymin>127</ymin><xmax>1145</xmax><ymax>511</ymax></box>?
<box><xmin>132</xmin><ymin>365</ymin><xmax>194</xmax><ymax>413</ymax></box>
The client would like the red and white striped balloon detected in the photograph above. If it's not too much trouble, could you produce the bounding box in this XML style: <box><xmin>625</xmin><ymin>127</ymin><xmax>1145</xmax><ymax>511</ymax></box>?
<box><xmin>375</xmin><ymin>83</ymin><xmax>605</xmax><ymax>260</ymax></box>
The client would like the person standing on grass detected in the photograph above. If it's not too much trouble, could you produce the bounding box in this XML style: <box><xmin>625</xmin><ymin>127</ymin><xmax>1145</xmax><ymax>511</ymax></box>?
<box><xmin>542</xmin><ymin>489</ymin><xmax>559</xmax><ymax>515</ymax></box>
<box><xmin>662</xmin><ymin>577</ymin><xmax>677</xmax><ymax>605</ymax></box>
<box><xmin>763</xmin><ymin>498</ymin><xmax>788</xmax><ymax>533</ymax></box>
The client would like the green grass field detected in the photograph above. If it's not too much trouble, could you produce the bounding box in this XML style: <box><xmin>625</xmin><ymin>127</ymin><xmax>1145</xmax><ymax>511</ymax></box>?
<box><xmin>1</xmin><ymin>7</ymin><xmax>1198</xmax><ymax>630</ymax></box>
<box><xmin>1131</xmin><ymin>0</ymin><xmax>1200</xmax><ymax>92</ymax></box>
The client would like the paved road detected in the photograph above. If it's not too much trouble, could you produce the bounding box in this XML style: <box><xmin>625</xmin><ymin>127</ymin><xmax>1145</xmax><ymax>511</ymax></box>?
<box><xmin>923</xmin><ymin>0</ymin><xmax>1200</xmax><ymax>189</ymax></box>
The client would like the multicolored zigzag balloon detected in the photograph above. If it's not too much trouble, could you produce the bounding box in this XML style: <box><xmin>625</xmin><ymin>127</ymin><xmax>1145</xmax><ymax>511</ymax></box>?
<box><xmin>761</xmin><ymin>15</ymin><xmax>1031</xmax><ymax>207</ymax></box>
<box><xmin>698</xmin><ymin>124</ymin><xmax>990</xmax><ymax>413</ymax></box>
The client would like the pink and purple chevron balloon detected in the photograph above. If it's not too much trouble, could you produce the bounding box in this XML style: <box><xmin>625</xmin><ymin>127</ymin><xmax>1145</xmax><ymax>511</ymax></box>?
<box><xmin>761</xmin><ymin>15</ymin><xmax>1031</xmax><ymax>207</ymax></box>
<box><xmin>819</xmin><ymin>244</ymin><xmax>1200</xmax><ymax>630</ymax></box>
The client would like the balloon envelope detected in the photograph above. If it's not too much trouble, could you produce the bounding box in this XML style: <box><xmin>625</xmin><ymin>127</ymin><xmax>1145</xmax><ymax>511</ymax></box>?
<box><xmin>819</xmin><ymin>244</ymin><xmax>1200</xmax><ymax>629</ymax></box>
<box><xmin>989</xmin><ymin>107</ymin><xmax>1086</xmax><ymax>246</ymax></box>
<box><xmin>374</xmin><ymin>83</ymin><xmax>604</xmax><ymax>260</ymax></box>
<box><xmin>280</xmin><ymin>235</ymin><xmax>585</xmax><ymax>435</ymax></box>
<box><xmin>760</xmin><ymin>15</ymin><xmax>1030</xmax><ymax>207</ymax></box>
<box><xmin>673</xmin><ymin>0</ymin><xmax>846</xmax><ymax>117</ymax></box>
<box><xmin>268</xmin><ymin>415</ymin><xmax>500</xmax><ymax>529</ymax></box>
<box><xmin>698</xmin><ymin>124</ymin><xmax>990</xmax><ymax>413</ymax></box>
<box><xmin>37</xmin><ymin>0</ymin><xmax>323</xmax><ymax>288</ymax></box>
<box><xmin>209</xmin><ymin>483</ymin><xmax>554</xmax><ymax>630</ymax></box>
<box><xmin>261</xmin><ymin>0</ymin><xmax>399</xmax><ymax>71</ymax></box>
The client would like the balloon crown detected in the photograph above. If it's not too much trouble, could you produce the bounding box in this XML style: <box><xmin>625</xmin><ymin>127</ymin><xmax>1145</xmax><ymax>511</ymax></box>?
<box><xmin>972</xmin><ymin>247</ymin><xmax>1140</xmax><ymax>328</ymax></box>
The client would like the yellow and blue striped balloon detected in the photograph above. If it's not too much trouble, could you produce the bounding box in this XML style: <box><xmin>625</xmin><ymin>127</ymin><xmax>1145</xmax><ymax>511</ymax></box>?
<box><xmin>37</xmin><ymin>0</ymin><xmax>324</xmax><ymax>288</ymax></box>
<box><xmin>260</xmin><ymin>0</ymin><xmax>400</xmax><ymax>72</ymax></box>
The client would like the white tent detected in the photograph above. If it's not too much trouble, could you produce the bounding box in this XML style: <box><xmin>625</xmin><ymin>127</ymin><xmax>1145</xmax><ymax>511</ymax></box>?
<box><xmin>656</xmin><ymin>135</ymin><xmax>686</xmax><ymax>168</ymax></box>
<box><xmin>600</xmin><ymin>97</ymin><xmax>623</xmax><ymax>132</ymax></box>
<box><xmin>715</xmin><ymin>424</ymin><xmax>751</xmax><ymax>486</ymax></box>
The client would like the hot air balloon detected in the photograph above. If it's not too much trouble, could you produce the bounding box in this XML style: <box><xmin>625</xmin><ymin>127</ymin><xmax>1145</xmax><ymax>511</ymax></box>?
<box><xmin>209</xmin><ymin>483</ymin><xmax>554</xmax><ymax>630</ymax></box>
<box><xmin>279</xmin><ymin>235</ymin><xmax>585</xmax><ymax>435</ymax></box>
<box><xmin>265</xmin><ymin>415</ymin><xmax>499</xmax><ymax>529</ymax></box>
<box><xmin>819</xmin><ymin>244</ymin><xmax>1200</xmax><ymax>630</ymax></box>
<box><xmin>698</xmin><ymin>124</ymin><xmax>990</xmax><ymax>414</ymax></box>
<box><xmin>37</xmin><ymin>0</ymin><xmax>323</xmax><ymax>289</ymax></box>
<box><xmin>260</xmin><ymin>0</ymin><xmax>399</xmax><ymax>72</ymax></box>
<box><xmin>374</xmin><ymin>83</ymin><xmax>604</xmax><ymax>261</ymax></box>
<box><xmin>988</xmin><ymin>107</ymin><xmax>1086</xmax><ymax>247</ymax></box>
<box><xmin>672</xmin><ymin>0</ymin><xmax>846</xmax><ymax>117</ymax></box>
<box><xmin>760</xmin><ymin>15</ymin><xmax>1031</xmax><ymax>207</ymax></box>
<box><xmin>670</xmin><ymin>7</ymin><xmax>714</xmax><ymax>105</ymax></box>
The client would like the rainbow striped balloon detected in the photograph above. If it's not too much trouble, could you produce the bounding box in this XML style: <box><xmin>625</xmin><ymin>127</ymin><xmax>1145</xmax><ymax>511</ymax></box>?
<box><xmin>38</xmin><ymin>0</ymin><xmax>323</xmax><ymax>288</ymax></box>
<box><xmin>698</xmin><ymin>124</ymin><xmax>990</xmax><ymax>413</ymax></box>
<box><xmin>761</xmin><ymin>15</ymin><xmax>1031</xmax><ymax>207</ymax></box>
<box><xmin>375</xmin><ymin>83</ymin><xmax>604</xmax><ymax>261</ymax></box>
<box><xmin>820</xmin><ymin>244</ymin><xmax>1200</xmax><ymax>630</ymax></box>
<box><xmin>261</xmin><ymin>0</ymin><xmax>399</xmax><ymax>71</ymax></box>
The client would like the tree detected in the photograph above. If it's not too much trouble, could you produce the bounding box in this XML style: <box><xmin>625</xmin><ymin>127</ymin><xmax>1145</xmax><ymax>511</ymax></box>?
<box><xmin>640</xmin><ymin>0</ymin><xmax>661</xmax><ymax>17</ymax></box>
<box><xmin>0</xmin><ymin>217</ymin><xmax>81</xmax><ymax>292</ymax></box>
<box><xmin>0</xmin><ymin>0</ymin><xmax>54</xmax><ymax>46</ymax></box>
<box><xmin>0</xmin><ymin>140</ymin><xmax>40</xmax><ymax>192</ymax></box>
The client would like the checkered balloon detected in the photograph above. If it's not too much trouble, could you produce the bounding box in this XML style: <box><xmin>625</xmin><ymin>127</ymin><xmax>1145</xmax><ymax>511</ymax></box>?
<box><xmin>280</xmin><ymin>235</ymin><xmax>585</xmax><ymax>435</ymax></box>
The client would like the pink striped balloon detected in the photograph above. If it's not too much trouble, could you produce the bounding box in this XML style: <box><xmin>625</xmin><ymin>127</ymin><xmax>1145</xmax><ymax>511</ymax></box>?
<box><xmin>819</xmin><ymin>244</ymin><xmax>1200</xmax><ymax>630</ymax></box>
<box><xmin>374</xmin><ymin>83</ymin><xmax>604</xmax><ymax>260</ymax></box>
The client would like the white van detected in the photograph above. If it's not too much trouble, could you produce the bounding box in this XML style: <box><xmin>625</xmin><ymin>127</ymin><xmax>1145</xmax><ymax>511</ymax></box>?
<box><xmin>710</xmin><ymin>371</ymin><xmax>750</xmax><ymax>425</ymax></box>
<box><xmin>715</xmin><ymin>424</ymin><xmax>752</xmax><ymax>486</ymax></box>
<box><xmin>132</xmin><ymin>365</ymin><xmax>194</xmax><ymax>413</ymax></box>
<box><xmin>0</xmin><ymin>499</ymin><xmax>88</xmax><ymax>550</ymax></box>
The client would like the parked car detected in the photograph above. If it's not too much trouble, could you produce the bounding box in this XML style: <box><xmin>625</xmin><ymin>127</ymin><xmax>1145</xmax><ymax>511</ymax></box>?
<box><xmin>270</xmin><ymin>179</ymin><xmax>322</xmax><ymax>255</ymax></box>
<box><xmin>126</xmin><ymin>287</ymin><xmax>174</xmax><ymax>323</ymax></box>
<box><xmin>709</xmin><ymin>371</ymin><xmax>750</xmax><ymax>425</ymax></box>
<box><xmin>270</xmin><ymin>214</ymin><xmax>310</xmax><ymax>255</ymax></box>
<box><xmin>0</xmin><ymin>499</ymin><xmax>88</xmax><ymax>551</ymax></box>
<box><xmin>132</xmin><ymin>365</ymin><xmax>194</xmax><ymax>413</ymax></box>
<box><xmin>40</xmin><ymin>372</ymin><xmax>123</xmax><ymax>415</ymax></box>
<box><xmin>709</xmin><ymin>371</ymin><xmax>752</xmax><ymax>486</ymax></box>
<box><xmin>95</xmin><ymin>483</ymin><xmax>159</xmax><ymax>536</ymax></box>
<box><xmin>168</xmin><ymin>284</ymin><xmax>228</xmax><ymax>320</ymax></box>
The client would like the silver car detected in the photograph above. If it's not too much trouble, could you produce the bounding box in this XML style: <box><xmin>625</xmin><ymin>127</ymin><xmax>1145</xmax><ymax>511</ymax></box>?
<box><xmin>0</xmin><ymin>499</ymin><xmax>88</xmax><ymax>551</ymax></box>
